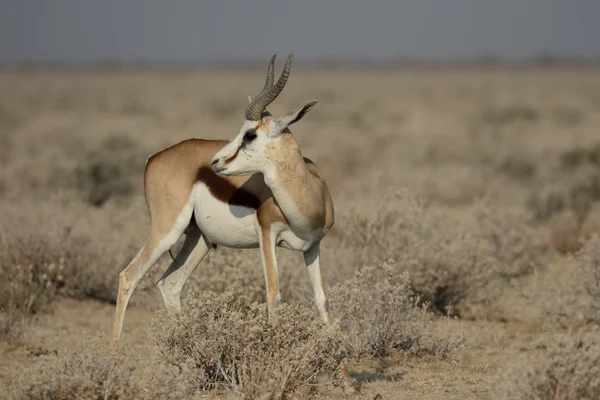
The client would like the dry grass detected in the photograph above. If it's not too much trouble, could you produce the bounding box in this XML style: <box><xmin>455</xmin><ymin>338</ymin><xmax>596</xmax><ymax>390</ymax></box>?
<box><xmin>1</xmin><ymin>66</ymin><xmax>600</xmax><ymax>398</ymax></box>
<box><xmin>498</xmin><ymin>329</ymin><xmax>600</xmax><ymax>400</ymax></box>
<box><xmin>332</xmin><ymin>191</ymin><xmax>548</xmax><ymax>317</ymax></box>
<box><xmin>6</xmin><ymin>337</ymin><xmax>203</xmax><ymax>400</ymax></box>
<box><xmin>150</xmin><ymin>291</ymin><xmax>344</xmax><ymax>399</ymax></box>
<box><xmin>329</xmin><ymin>262</ymin><xmax>465</xmax><ymax>359</ymax></box>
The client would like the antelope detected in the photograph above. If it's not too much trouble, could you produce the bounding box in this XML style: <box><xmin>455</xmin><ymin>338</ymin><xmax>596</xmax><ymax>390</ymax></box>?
<box><xmin>111</xmin><ymin>54</ymin><xmax>336</xmax><ymax>344</ymax></box>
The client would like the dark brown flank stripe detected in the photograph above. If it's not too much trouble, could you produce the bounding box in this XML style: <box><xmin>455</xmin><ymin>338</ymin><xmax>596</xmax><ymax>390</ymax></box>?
<box><xmin>196</xmin><ymin>166</ymin><xmax>260</xmax><ymax>209</ymax></box>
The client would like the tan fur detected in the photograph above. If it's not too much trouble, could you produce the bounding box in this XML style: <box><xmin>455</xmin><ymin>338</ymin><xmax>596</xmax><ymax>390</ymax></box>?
<box><xmin>260</xmin><ymin>224</ymin><xmax>280</xmax><ymax>314</ymax></box>
<box><xmin>112</xmin><ymin>136</ymin><xmax>329</xmax><ymax>347</ymax></box>
<box><xmin>264</xmin><ymin>133</ymin><xmax>334</xmax><ymax>231</ymax></box>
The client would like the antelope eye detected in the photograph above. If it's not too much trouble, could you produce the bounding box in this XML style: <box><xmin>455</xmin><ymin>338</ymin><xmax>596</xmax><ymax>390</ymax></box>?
<box><xmin>243</xmin><ymin>130</ymin><xmax>257</xmax><ymax>142</ymax></box>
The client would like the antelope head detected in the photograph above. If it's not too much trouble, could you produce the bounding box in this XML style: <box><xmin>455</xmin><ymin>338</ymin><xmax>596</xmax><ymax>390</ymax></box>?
<box><xmin>211</xmin><ymin>54</ymin><xmax>317</xmax><ymax>177</ymax></box>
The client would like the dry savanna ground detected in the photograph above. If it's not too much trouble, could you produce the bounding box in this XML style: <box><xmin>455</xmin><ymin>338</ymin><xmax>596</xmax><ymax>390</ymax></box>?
<box><xmin>1</xmin><ymin>65</ymin><xmax>600</xmax><ymax>399</ymax></box>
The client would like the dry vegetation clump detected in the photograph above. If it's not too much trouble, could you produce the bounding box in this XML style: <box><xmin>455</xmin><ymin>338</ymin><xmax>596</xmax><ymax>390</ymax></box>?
<box><xmin>7</xmin><ymin>336</ymin><xmax>203</xmax><ymax>400</ymax></box>
<box><xmin>185</xmin><ymin>249</ymin><xmax>268</xmax><ymax>305</ymax></box>
<box><xmin>532</xmin><ymin>235</ymin><xmax>600</xmax><ymax>328</ymax></box>
<box><xmin>527</xmin><ymin>144</ymin><xmax>600</xmax><ymax>224</ymax></box>
<box><xmin>0</xmin><ymin>309</ymin><xmax>23</xmax><ymax>344</ymax></box>
<box><xmin>7</xmin><ymin>338</ymin><xmax>199</xmax><ymax>400</ymax></box>
<box><xmin>328</xmin><ymin>262</ymin><xmax>465</xmax><ymax>359</ymax></box>
<box><xmin>476</xmin><ymin>105</ymin><xmax>540</xmax><ymax>128</ymax></box>
<box><xmin>498</xmin><ymin>329</ymin><xmax>600</xmax><ymax>400</ymax></box>
<box><xmin>0</xmin><ymin>193</ymin><xmax>141</xmax><ymax>342</ymax></box>
<box><xmin>69</xmin><ymin>135</ymin><xmax>148</xmax><ymax>207</ymax></box>
<box><xmin>184</xmin><ymin>247</ymin><xmax>313</xmax><ymax>308</ymax></box>
<box><xmin>10</xmin><ymin>343</ymin><xmax>138</xmax><ymax>400</ymax></box>
<box><xmin>333</xmin><ymin>191</ymin><xmax>546</xmax><ymax>317</ymax></box>
<box><xmin>150</xmin><ymin>291</ymin><xmax>344</xmax><ymax>399</ymax></box>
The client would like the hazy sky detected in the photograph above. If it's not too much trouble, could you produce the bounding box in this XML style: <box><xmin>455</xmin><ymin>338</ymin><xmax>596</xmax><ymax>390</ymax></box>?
<box><xmin>1</xmin><ymin>0</ymin><xmax>599</xmax><ymax>64</ymax></box>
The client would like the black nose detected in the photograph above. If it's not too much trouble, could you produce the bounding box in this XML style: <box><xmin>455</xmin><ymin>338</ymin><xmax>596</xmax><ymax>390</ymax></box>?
<box><xmin>211</xmin><ymin>158</ymin><xmax>219</xmax><ymax>166</ymax></box>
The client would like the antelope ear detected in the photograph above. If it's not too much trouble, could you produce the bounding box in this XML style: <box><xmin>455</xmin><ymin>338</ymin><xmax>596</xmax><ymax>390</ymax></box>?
<box><xmin>271</xmin><ymin>101</ymin><xmax>318</xmax><ymax>136</ymax></box>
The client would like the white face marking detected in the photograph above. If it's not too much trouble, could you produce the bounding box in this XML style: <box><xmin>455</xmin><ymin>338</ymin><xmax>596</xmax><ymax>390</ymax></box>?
<box><xmin>211</xmin><ymin>120</ymin><xmax>276</xmax><ymax>177</ymax></box>
<box><xmin>210</xmin><ymin>101</ymin><xmax>317</xmax><ymax>178</ymax></box>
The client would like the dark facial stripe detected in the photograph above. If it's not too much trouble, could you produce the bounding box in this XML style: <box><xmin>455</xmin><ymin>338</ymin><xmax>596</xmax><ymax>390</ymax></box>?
<box><xmin>224</xmin><ymin>148</ymin><xmax>240</xmax><ymax>165</ymax></box>
<box><xmin>196</xmin><ymin>166</ymin><xmax>260</xmax><ymax>209</ymax></box>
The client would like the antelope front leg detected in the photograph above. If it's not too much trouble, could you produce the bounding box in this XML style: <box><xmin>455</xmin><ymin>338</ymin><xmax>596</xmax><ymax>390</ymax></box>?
<box><xmin>304</xmin><ymin>241</ymin><xmax>361</xmax><ymax>393</ymax></box>
<box><xmin>258</xmin><ymin>224</ymin><xmax>281</xmax><ymax>320</ymax></box>
<box><xmin>303</xmin><ymin>241</ymin><xmax>330</xmax><ymax>325</ymax></box>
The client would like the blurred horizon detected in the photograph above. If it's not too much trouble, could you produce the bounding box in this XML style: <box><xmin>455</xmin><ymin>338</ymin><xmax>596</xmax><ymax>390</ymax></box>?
<box><xmin>1</xmin><ymin>1</ymin><xmax>599</xmax><ymax>68</ymax></box>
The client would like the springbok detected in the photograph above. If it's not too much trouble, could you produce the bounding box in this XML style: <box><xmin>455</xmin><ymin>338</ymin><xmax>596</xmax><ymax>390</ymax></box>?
<box><xmin>112</xmin><ymin>54</ymin><xmax>336</xmax><ymax>344</ymax></box>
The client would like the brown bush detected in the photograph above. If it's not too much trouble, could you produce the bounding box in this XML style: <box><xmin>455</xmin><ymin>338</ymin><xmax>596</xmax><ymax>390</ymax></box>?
<box><xmin>69</xmin><ymin>135</ymin><xmax>148</xmax><ymax>207</ymax></box>
<box><xmin>184</xmin><ymin>246</ymin><xmax>314</xmax><ymax>309</ymax></box>
<box><xmin>7</xmin><ymin>336</ymin><xmax>205</xmax><ymax>400</ymax></box>
<box><xmin>329</xmin><ymin>262</ymin><xmax>465</xmax><ymax>359</ymax></box>
<box><xmin>12</xmin><ymin>345</ymin><xmax>137</xmax><ymax>400</ymax></box>
<box><xmin>527</xmin><ymin>235</ymin><xmax>600</xmax><ymax>329</ymax></box>
<box><xmin>527</xmin><ymin>154</ymin><xmax>600</xmax><ymax>223</ymax></box>
<box><xmin>499</xmin><ymin>330</ymin><xmax>600</xmax><ymax>400</ymax></box>
<box><xmin>0</xmin><ymin>194</ymin><xmax>140</xmax><ymax>310</ymax></box>
<box><xmin>333</xmin><ymin>191</ymin><xmax>545</xmax><ymax>316</ymax></box>
<box><xmin>0</xmin><ymin>309</ymin><xmax>23</xmax><ymax>344</ymax></box>
<box><xmin>150</xmin><ymin>291</ymin><xmax>344</xmax><ymax>399</ymax></box>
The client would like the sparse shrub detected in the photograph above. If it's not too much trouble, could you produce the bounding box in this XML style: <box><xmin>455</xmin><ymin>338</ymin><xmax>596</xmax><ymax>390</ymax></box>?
<box><xmin>10</xmin><ymin>340</ymin><xmax>140</xmax><ymax>400</ymax></box>
<box><xmin>499</xmin><ymin>330</ymin><xmax>600</xmax><ymax>400</ymax></box>
<box><xmin>0</xmin><ymin>194</ymin><xmax>140</xmax><ymax>310</ymax></box>
<box><xmin>528</xmin><ymin>147</ymin><xmax>600</xmax><ymax>223</ymax></box>
<box><xmin>333</xmin><ymin>191</ymin><xmax>544</xmax><ymax>316</ymax></box>
<box><xmin>552</xmin><ymin>106</ymin><xmax>584</xmax><ymax>127</ymax></box>
<box><xmin>473</xmin><ymin>201</ymin><xmax>548</xmax><ymax>280</ymax></box>
<box><xmin>329</xmin><ymin>262</ymin><xmax>465</xmax><ymax>359</ymax></box>
<box><xmin>187</xmin><ymin>249</ymin><xmax>266</xmax><ymax>305</ymax></box>
<box><xmin>185</xmin><ymin>246</ymin><xmax>314</xmax><ymax>309</ymax></box>
<box><xmin>150</xmin><ymin>291</ymin><xmax>344</xmax><ymax>399</ymax></box>
<box><xmin>498</xmin><ymin>155</ymin><xmax>537</xmax><ymax>181</ymax></box>
<box><xmin>560</xmin><ymin>143</ymin><xmax>600</xmax><ymax>169</ymax></box>
<box><xmin>572</xmin><ymin>235</ymin><xmax>600</xmax><ymax>324</ymax></box>
<box><xmin>547</xmin><ymin>209</ymin><xmax>583</xmax><ymax>254</ymax></box>
<box><xmin>0</xmin><ymin>310</ymin><xmax>23</xmax><ymax>344</ymax></box>
<box><xmin>478</xmin><ymin>105</ymin><xmax>539</xmax><ymax>127</ymax></box>
<box><xmin>71</xmin><ymin>135</ymin><xmax>147</xmax><ymax>206</ymax></box>
<box><xmin>530</xmin><ymin>235</ymin><xmax>600</xmax><ymax>328</ymax></box>
<box><xmin>526</xmin><ymin>185</ymin><xmax>566</xmax><ymax>222</ymax></box>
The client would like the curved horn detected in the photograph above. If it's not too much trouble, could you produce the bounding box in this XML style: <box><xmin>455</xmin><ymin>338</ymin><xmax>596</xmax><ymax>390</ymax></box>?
<box><xmin>245</xmin><ymin>53</ymin><xmax>293</xmax><ymax>120</ymax></box>
<box><xmin>263</xmin><ymin>54</ymin><xmax>276</xmax><ymax>91</ymax></box>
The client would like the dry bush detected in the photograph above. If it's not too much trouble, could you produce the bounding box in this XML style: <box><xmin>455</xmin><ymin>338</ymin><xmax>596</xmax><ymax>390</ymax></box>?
<box><xmin>499</xmin><ymin>330</ymin><xmax>600</xmax><ymax>400</ymax></box>
<box><xmin>150</xmin><ymin>291</ymin><xmax>344</xmax><ymax>399</ymax></box>
<box><xmin>329</xmin><ymin>262</ymin><xmax>465</xmax><ymax>359</ymax></box>
<box><xmin>12</xmin><ymin>344</ymin><xmax>137</xmax><ymax>400</ymax></box>
<box><xmin>526</xmin><ymin>235</ymin><xmax>600</xmax><ymax>328</ymax></box>
<box><xmin>186</xmin><ymin>249</ymin><xmax>267</xmax><ymax>305</ymax></box>
<box><xmin>333</xmin><ymin>191</ymin><xmax>546</xmax><ymax>316</ymax></box>
<box><xmin>527</xmin><ymin>149</ymin><xmax>600</xmax><ymax>223</ymax></box>
<box><xmin>183</xmin><ymin>246</ymin><xmax>315</xmax><ymax>309</ymax></box>
<box><xmin>0</xmin><ymin>193</ymin><xmax>140</xmax><ymax>311</ymax></box>
<box><xmin>69</xmin><ymin>135</ymin><xmax>148</xmax><ymax>207</ymax></box>
<box><xmin>0</xmin><ymin>309</ymin><xmax>23</xmax><ymax>344</ymax></box>
<box><xmin>573</xmin><ymin>234</ymin><xmax>600</xmax><ymax>321</ymax></box>
<box><xmin>477</xmin><ymin>105</ymin><xmax>539</xmax><ymax>127</ymax></box>
<box><xmin>7</xmin><ymin>336</ymin><xmax>203</xmax><ymax>400</ymax></box>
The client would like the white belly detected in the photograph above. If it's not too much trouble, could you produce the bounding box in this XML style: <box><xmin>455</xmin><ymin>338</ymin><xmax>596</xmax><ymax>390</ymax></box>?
<box><xmin>191</xmin><ymin>183</ymin><xmax>259</xmax><ymax>248</ymax></box>
<box><xmin>190</xmin><ymin>184</ymin><xmax>320</xmax><ymax>252</ymax></box>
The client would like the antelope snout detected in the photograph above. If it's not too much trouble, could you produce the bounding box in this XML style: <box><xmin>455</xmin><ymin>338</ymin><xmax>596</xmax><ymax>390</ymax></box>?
<box><xmin>211</xmin><ymin>157</ymin><xmax>227</xmax><ymax>175</ymax></box>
